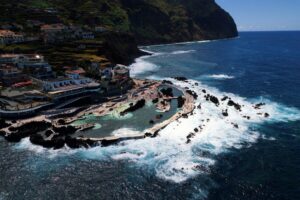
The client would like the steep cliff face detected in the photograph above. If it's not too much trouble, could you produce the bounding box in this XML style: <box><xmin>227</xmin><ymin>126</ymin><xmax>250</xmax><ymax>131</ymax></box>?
<box><xmin>0</xmin><ymin>0</ymin><xmax>237</xmax><ymax>45</ymax></box>
<box><xmin>120</xmin><ymin>0</ymin><xmax>238</xmax><ymax>44</ymax></box>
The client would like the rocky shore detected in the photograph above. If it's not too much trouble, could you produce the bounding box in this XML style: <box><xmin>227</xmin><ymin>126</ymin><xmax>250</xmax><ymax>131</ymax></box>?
<box><xmin>0</xmin><ymin>77</ymin><xmax>272</xmax><ymax>150</ymax></box>
<box><xmin>0</xmin><ymin>79</ymin><xmax>196</xmax><ymax>149</ymax></box>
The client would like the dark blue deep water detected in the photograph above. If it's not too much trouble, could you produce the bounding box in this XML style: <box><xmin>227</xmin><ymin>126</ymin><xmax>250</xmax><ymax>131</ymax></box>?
<box><xmin>1</xmin><ymin>32</ymin><xmax>300</xmax><ymax>200</ymax></box>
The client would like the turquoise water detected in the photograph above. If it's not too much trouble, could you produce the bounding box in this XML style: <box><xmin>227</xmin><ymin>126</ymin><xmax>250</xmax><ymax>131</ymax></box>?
<box><xmin>72</xmin><ymin>99</ymin><xmax>179</xmax><ymax>138</ymax></box>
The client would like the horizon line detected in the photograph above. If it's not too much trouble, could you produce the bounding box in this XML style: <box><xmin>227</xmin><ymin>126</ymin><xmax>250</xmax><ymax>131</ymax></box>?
<box><xmin>238</xmin><ymin>30</ymin><xmax>300</xmax><ymax>32</ymax></box>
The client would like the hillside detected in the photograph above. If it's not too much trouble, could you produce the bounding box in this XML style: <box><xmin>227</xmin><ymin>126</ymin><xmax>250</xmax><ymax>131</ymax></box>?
<box><xmin>0</xmin><ymin>0</ymin><xmax>238</xmax><ymax>45</ymax></box>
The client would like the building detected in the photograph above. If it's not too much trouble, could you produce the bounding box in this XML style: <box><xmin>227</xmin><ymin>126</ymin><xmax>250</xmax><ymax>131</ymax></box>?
<box><xmin>113</xmin><ymin>64</ymin><xmax>130</xmax><ymax>80</ymax></box>
<box><xmin>0</xmin><ymin>64</ymin><xmax>30</xmax><ymax>87</ymax></box>
<box><xmin>81</xmin><ymin>32</ymin><xmax>95</xmax><ymax>39</ymax></box>
<box><xmin>41</xmin><ymin>23</ymin><xmax>68</xmax><ymax>43</ymax></box>
<box><xmin>15</xmin><ymin>54</ymin><xmax>55</xmax><ymax>80</ymax></box>
<box><xmin>37</xmin><ymin>73</ymin><xmax>101</xmax><ymax>101</ymax></box>
<box><xmin>40</xmin><ymin>24</ymin><xmax>67</xmax><ymax>33</ymax></box>
<box><xmin>0</xmin><ymin>54</ymin><xmax>55</xmax><ymax>80</ymax></box>
<box><xmin>0</xmin><ymin>30</ymin><xmax>24</xmax><ymax>45</ymax></box>
<box><xmin>0</xmin><ymin>54</ymin><xmax>20</xmax><ymax>64</ymax></box>
<box><xmin>41</xmin><ymin>72</ymin><xmax>97</xmax><ymax>92</ymax></box>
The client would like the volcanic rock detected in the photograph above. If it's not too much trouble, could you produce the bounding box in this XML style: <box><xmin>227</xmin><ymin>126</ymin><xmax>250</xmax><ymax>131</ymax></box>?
<box><xmin>121</xmin><ymin>99</ymin><xmax>146</xmax><ymax>115</ymax></box>
<box><xmin>228</xmin><ymin>100</ymin><xmax>242</xmax><ymax>111</ymax></box>
<box><xmin>177</xmin><ymin>96</ymin><xmax>185</xmax><ymax>108</ymax></box>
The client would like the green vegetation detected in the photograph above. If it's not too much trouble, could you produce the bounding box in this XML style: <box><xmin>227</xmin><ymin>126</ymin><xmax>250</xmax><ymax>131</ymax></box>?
<box><xmin>0</xmin><ymin>0</ymin><xmax>237</xmax><ymax>44</ymax></box>
<box><xmin>28</xmin><ymin>0</ymin><xmax>53</xmax><ymax>9</ymax></box>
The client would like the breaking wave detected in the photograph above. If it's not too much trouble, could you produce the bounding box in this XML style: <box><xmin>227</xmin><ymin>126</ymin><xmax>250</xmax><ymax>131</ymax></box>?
<box><xmin>130</xmin><ymin>55</ymin><xmax>160</xmax><ymax>77</ymax></box>
<box><xmin>14</xmin><ymin>78</ymin><xmax>300</xmax><ymax>185</ymax></box>
<box><xmin>207</xmin><ymin>74</ymin><xmax>235</xmax><ymax>80</ymax></box>
<box><xmin>170</xmin><ymin>50</ymin><xmax>196</xmax><ymax>55</ymax></box>
<box><xmin>77</xmin><ymin>79</ymin><xmax>300</xmax><ymax>183</ymax></box>
<box><xmin>130</xmin><ymin>49</ymin><xmax>196</xmax><ymax>77</ymax></box>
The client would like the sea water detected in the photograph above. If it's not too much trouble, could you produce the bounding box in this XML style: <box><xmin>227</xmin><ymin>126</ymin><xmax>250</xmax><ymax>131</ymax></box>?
<box><xmin>1</xmin><ymin>32</ymin><xmax>300</xmax><ymax>200</ymax></box>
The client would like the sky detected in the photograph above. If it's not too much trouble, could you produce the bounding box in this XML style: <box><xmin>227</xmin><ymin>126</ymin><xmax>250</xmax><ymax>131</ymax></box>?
<box><xmin>216</xmin><ymin>0</ymin><xmax>300</xmax><ymax>31</ymax></box>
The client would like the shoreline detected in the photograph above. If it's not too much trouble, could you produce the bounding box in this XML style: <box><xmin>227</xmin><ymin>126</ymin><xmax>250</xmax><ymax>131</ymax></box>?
<box><xmin>138</xmin><ymin>36</ymin><xmax>239</xmax><ymax>48</ymax></box>
<box><xmin>0</xmin><ymin>78</ymin><xmax>196</xmax><ymax>149</ymax></box>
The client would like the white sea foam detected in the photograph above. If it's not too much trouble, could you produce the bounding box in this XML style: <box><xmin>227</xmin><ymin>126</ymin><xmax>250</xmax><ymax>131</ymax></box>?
<box><xmin>14</xmin><ymin>78</ymin><xmax>300</xmax><ymax>184</ymax></box>
<box><xmin>170</xmin><ymin>50</ymin><xmax>196</xmax><ymax>55</ymax></box>
<box><xmin>75</xmin><ymin>79</ymin><xmax>300</xmax><ymax>183</ymax></box>
<box><xmin>111</xmin><ymin>127</ymin><xmax>141</xmax><ymax>137</ymax></box>
<box><xmin>14</xmin><ymin>138</ymin><xmax>75</xmax><ymax>159</ymax></box>
<box><xmin>207</xmin><ymin>74</ymin><xmax>235</xmax><ymax>79</ymax></box>
<box><xmin>130</xmin><ymin>55</ymin><xmax>160</xmax><ymax>77</ymax></box>
<box><xmin>130</xmin><ymin>49</ymin><xmax>195</xmax><ymax>77</ymax></box>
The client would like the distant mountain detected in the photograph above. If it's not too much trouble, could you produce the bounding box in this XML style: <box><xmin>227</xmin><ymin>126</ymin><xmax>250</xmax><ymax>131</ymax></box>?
<box><xmin>0</xmin><ymin>0</ymin><xmax>238</xmax><ymax>45</ymax></box>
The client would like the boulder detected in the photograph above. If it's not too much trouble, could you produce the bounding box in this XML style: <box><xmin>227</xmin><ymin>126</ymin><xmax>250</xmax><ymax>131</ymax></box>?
<box><xmin>144</xmin><ymin>132</ymin><xmax>152</xmax><ymax>137</ymax></box>
<box><xmin>57</xmin><ymin>119</ymin><xmax>66</xmax><ymax>125</ymax></box>
<box><xmin>0</xmin><ymin>119</ymin><xmax>10</xmax><ymax>129</ymax></box>
<box><xmin>177</xmin><ymin>96</ymin><xmax>185</xmax><ymax>108</ymax></box>
<box><xmin>186</xmin><ymin>90</ymin><xmax>198</xmax><ymax>99</ymax></box>
<box><xmin>228</xmin><ymin>100</ymin><xmax>242</xmax><ymax>111</ymax></box>
<box><xmin>101</xmin><ymin>138</ymin><xmax>119</xmax><ymax>147</ymax></box>
<box><xmin>222</xmin><ymin>109</ymin><xmax>229</xmax><ymax>117</ymax></box>
<box><xmin>209</xmin><ymin>95</ymin><xmax>220</xmax><ymax>106</ymax></box>
<box><xmin>52</xmin><ymin>125</ymin><xmax>78</xmax><ymax>136</ymax></box>
<box><xmin>121</xmin><ymin>99</ymin><xmax>146</xmax><ymax>115</ymax></box>
<box><xmin>65</xmin><ymin>136</ymin><xmax>89</xmax><ymax>149</ymax></box>
<box><xmin>174</xmin><ymin>77</ymin><xmax>188</xmax><ymax>81</ymax></box>
<box><xmin>152</xmin><ymin>98</ymin><xmax>159</xmax><ymax>104</ymax></box>
<box><xmin>254</xmin><ymin>103</ymin><xmax>266</xmax><ymax>109</ymax></box>
<box><xmin>162</xmin><ymin>80</ymin><xmax>173</xmax><ymax>85</ymax></box>
<box><xmin>221</xmin><ymin>96</ymin><xmax>229</xmax><ymax>101</ymax></box>
<box><xmin>160</xmin><ymin>87</ymin><xmax>173</xmax><ymax>97</ymax></box>
<box><xmin>45</xmin><ymin>129</ymin><xmax>54</xmax><ymax>137</ymax></box>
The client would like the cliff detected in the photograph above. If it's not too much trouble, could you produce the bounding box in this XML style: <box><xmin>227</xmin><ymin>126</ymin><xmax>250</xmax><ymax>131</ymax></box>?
<box><xmin>120</xmin><ymin>0</ymin><xmax>238</xmax><ymax>44</ymax></box>
<box><xmin>0</xmin><ymin>0</ymin><xmax>238</xmax><ymax>45</ymax></box>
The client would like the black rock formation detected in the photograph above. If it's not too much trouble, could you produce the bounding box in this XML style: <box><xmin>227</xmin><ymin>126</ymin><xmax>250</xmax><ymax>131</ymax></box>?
<box><xmin>121</xmin><ymin>99</ymin><xmax>146</xmax><ymax>115</ymax></box>
<box><xmin>5</xmin><ymin>121</ymin><xmax>51</xmax><ymax>142</ymax></box>
<box><xmin>177</xmin><ymin>96</ymin><xmax>185</xmax><ymax>108</ymax></box>
<box><xmin>228</xmin><ymin>100</ymin><xmax>242</xmax><ymax>111</ymax></box>
<box><xmin>160</xmin><ymin>88</ymin><xmax>173</xmax><ymax>97</ymax></box>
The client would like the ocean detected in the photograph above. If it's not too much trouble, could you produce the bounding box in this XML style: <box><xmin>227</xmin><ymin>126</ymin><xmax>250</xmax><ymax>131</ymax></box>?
<box><xmin>1</xmin><ymin>31</ymin><xmax>300</xmax><ymax>200</ymax></box>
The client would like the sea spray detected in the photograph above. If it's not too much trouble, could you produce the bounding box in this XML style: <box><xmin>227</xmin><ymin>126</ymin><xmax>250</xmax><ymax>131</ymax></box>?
<box><xmin>13</xmin><ymin>78</ymin><xmax>300</xmax><ymax>184</ymax></box>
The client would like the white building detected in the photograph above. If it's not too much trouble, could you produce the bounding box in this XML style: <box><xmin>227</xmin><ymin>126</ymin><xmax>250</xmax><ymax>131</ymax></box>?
<box><xmin>42</xmin><ymin>73</ymin><xmax>95</xmax><ymax>92</ymax></box>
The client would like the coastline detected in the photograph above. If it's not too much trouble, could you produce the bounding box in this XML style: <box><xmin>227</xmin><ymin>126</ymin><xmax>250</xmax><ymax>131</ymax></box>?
<box><xmin>0</xmin><ymin>78</ymin><xmax>197</xmax><ymax>149</ymax></box>
<box><xmin>138</xmin><ymin>36</ymin><xmax>239</xmax><ymax>48</ymax></box>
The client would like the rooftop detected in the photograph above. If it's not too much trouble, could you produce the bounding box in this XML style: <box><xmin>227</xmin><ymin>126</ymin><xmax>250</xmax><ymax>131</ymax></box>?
<box><xmin>0</xmin><ymin>30</ymin><xmax>22</xmax><ymax>37</ymax></box>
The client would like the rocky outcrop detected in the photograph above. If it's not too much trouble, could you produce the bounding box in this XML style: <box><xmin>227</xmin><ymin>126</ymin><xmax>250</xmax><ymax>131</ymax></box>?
<box><xmin>5</xmin><ymin>121</ymin><xmax>51</xmax><ymax>142</ymax></box>
<box><xmin>160</xmin><ymin>88</ymin><xmax>173</xmax><ymax>97</ymax></box>
<box><xmin>99</xmin><ymin>31</ymin><xmax>147</xmax><ymax>65</ymax></box>
<box><xmin>0</xmin><ymin>119</ymin><xmax>10</xmax><ymax>129</ymax></box>
<box><xmin>177</xmin><ymin>96</ymin><xmax>185</xmax><ymax>108</ymax></box>
<box><xmin>120</xmin><ymin>99</ymin><xmax>146</xmax><ymax>115</ymax></box>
